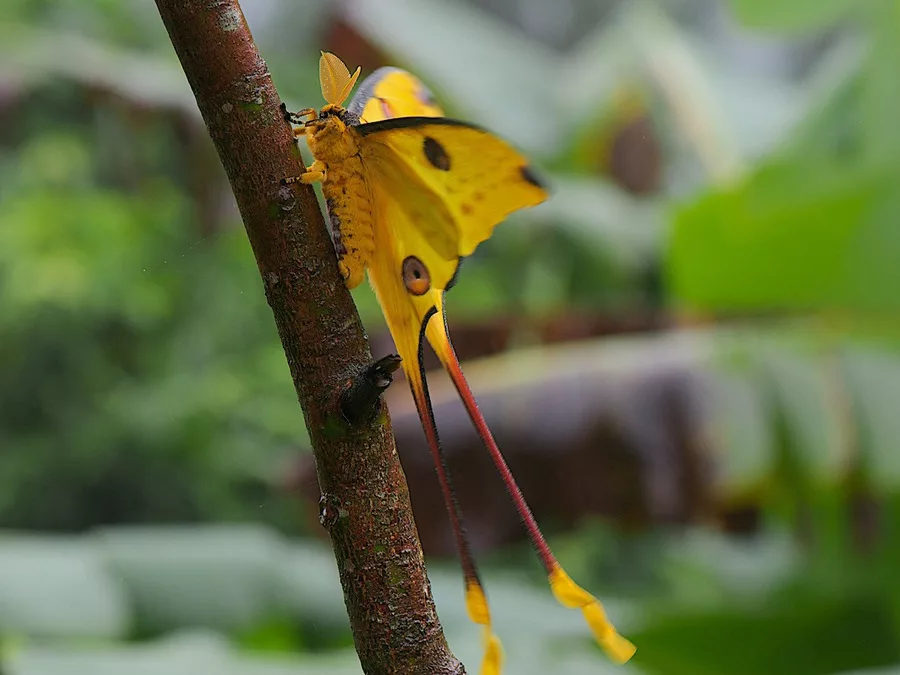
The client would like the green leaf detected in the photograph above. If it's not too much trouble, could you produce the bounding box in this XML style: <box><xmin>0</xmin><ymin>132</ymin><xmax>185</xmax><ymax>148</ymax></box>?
<box><xmin>706</xmin><ymin>351</ymin><xmax>773</xmax><ymax>495</ymax></box>
<box><xmin>631</xmin><ymin>592</ymin><xmax>897</xmax><ymax>675</ymax></box>
<box><xmin>841</xmin><ymin>347</ymin><xmax>900</xmax><ymax>490</ymax></box>
<box><xmin>755</xmin><ymin>342</ymin><xmax>849</xmax><ymax>485</ymax></box>
<box><xmin>667</xmin><ymin>160</ymin><xmax>900</xmax><ymax>312</ymax></box>
<box><xmin>860</xmin><ymin>2</ymin><xmax>900</xmax><ymax>165</ymax></box>
<box><xmin>729</xmin><ymin>0</ymin><xmax>861</xmax><ymax>34</ymax></box>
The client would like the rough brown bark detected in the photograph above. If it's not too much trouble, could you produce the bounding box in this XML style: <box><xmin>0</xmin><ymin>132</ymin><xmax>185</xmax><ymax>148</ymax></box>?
<box><xmin>153</xmin><ymin>2</ymin><xmax>464</xmax><ymax>673</ymax></box>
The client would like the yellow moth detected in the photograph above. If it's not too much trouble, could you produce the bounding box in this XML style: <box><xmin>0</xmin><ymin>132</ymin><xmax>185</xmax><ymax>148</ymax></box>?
<box><xmin>285</xmin><ymin>52</ymin><xmax>636</xmax><ymax>674</ymax></box>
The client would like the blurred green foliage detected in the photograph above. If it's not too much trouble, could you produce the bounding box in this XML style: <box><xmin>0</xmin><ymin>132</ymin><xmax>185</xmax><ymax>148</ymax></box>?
<box><xmin>2</xmin><ymin>0</ymin><xmax>900</xmax><ymax>673</ymax></box>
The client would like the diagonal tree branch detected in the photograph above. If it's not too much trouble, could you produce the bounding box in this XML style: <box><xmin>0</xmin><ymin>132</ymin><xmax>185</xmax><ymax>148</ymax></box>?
<box><xmin>153</xmin><ymin>2</ymin><xmax>464</xmax><ymax>673</ymax></box>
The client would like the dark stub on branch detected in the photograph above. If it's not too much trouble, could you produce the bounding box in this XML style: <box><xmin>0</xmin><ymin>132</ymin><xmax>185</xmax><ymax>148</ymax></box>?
<box><xmin>340</xmin><ymin>354</ymin><xmax>403</xmax><ymax>425</ymax></box>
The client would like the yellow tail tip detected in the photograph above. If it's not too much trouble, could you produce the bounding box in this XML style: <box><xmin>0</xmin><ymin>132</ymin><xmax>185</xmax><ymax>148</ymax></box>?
<box><xmin>465</xmin><ymin>581</ymin><xmax>491</xmax><ymax>626</ymax></box>
<box><xmin>465</xmin><ymin>582</ymin><xmax>504</xmax><ymax>675</ymax></box>
<box><xmin>549</xmin><ymin>567</ymin><xmax>636</xmax><ymax>664</ymax></box>
<box><xmin>583</xmin><ymin>603</ymin><xmax>637</xmax><ymax>663</ymax></box>
<box><xmin>481</xmin><ymin>628</ymin><xmax>504</xmax><ymax>675</ymax></box>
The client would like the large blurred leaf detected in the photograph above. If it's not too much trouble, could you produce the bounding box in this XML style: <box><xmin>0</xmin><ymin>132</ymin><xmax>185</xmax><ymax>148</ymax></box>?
<box><xmin>841</xmin><ymin>346</ymin><xmax>900</xmax><ymax>490</ymax></box>
<box><xmin>0</xmin><ymin>24</ymin><xmax>196</xmax><ymax>114</ymax></box>
<box><xmin>728</xmin><ymin>0</ymin><xmax>860</xmax><ymax>35</ymax></box>
<box><xmin>704</xmin><ymin>351</ymin><xmax>772</xmax><ymax>496</ymax></box>
<box><xmin>860</xmin><ymin>1</ymin><xmax>900</xmax><ymax>165</ymax></box>
<box><xmin>8</xmin><ymin>632</ymin><xmax>231</xmax><ymax>675</ymax></box>
<box><xmin>755</xmin><ymin>340</ymin><xmax>849</xmax><ymax>485</ymax></box>
<box><xmin>95</xmin><ymin>526</ymin><xmax>284</xmax><ymax>633</ymax></box>
<box><xmin>667</xmin><ymin>159</ymin><xmax>900</xmax><ymax>311</ymax></box>
<box><xmin>0</xmin><ymin>533</ymin><xmax>128</xmax><ymax>638</ymax></box>
<box><xmin>7</xmin><ymin>631</ymin><xmax>365</xmax><ymax>675</ymax></box>
<box><xmin>632</xmin><ymin>591</ymin><xmax>897</xmax><ymax>675</ymax></box>
<box><xmin>275</xmin><ymin>542</ymin><xmax>349</xmax><ymax>629</ymax></box>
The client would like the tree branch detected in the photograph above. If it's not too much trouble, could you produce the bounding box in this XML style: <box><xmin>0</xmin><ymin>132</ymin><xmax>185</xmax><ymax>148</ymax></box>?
<box><xmin>153</xmin><ymin>2</ymin><xmax>463</xmax><ymax>673</ymax></box>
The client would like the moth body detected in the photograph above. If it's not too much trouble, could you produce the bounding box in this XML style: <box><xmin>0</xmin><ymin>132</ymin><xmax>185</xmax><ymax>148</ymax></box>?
<box><xmin>304</xmin><ymin>105</ymin><xmax>374</xmax><ymax>290</ymax></box>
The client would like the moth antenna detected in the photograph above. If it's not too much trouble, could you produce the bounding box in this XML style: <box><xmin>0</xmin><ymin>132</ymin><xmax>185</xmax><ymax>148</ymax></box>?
<box><xmin>338</xmin><ymin>66</ymin><xmax>362</xmax><ymax>105</ymax></box>
<box><xmin>410</xmin><ymin>308</ymin><xmax>503</xmax><ymax>675</ymax></box>
<box><xmin>427</xmin><ymin>299</ymin><xmax>636</xmax><ymax>665</ymax></box>
<box><xmin>319</xmin><ymin>52</ymin><xmax>359</xmax><ymax>106</ymax></box>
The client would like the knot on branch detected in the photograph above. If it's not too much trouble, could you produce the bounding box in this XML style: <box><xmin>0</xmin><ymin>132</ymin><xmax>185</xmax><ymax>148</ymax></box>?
<box><xmin>319</xmin><ymin>493</ymin><xmax>344</xmax><ymax>530</ymax></box>
<box><xmin>339</xmin><ymin>354</ymin><xmax>402</xmax><ymax>426</ymax></box>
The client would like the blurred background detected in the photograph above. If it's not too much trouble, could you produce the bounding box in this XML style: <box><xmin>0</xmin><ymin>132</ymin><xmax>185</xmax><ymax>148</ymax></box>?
<box><xmin>2</xmin><ymin>0</ymin><xmax>899</xmax><ymax>673</ymax></box>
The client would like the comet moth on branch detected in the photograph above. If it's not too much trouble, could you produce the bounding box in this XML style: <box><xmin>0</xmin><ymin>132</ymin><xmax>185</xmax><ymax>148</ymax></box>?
<box><xmin>284</xmin><ymin>52</ymin><xmax>636</xmax><ymax>674</ymax></box>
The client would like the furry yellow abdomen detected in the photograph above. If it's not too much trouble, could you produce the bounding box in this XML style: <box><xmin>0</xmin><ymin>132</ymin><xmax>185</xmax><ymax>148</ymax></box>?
<box><xmin>305</xmin><ymin>120</ymin><xmax>374</xmax><ymax>290</ymax></box>
<box><xmin>320</xmin><ymin>158</ymin><xmax>373</xmax><ymax>290</ymax></box>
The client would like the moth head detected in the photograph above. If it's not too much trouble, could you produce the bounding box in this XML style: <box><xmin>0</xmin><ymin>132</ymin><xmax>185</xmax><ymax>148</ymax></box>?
<box><xmin>319</xmin><ymin>52</ymin><xmax>361</xmax><ymax>107</ymax></box>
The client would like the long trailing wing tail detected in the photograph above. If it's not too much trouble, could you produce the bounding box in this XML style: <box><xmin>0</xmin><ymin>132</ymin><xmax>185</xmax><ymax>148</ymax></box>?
<box><xmin>425</xmin><ymin>296</ymin><xmax>637</xmax><ymax>664</ymax></box>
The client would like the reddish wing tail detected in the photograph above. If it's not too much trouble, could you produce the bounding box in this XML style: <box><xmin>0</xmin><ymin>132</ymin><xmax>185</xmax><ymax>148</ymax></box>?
<box><xmin>428</xmin><ymin>300</ymin><xmax>636</xmax><ymax>664</ymax></box>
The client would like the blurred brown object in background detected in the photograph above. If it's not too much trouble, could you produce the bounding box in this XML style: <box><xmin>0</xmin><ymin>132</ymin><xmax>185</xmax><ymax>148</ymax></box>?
<box><xmin>286</xmin><ymin>329</ymin><xmax>715</xmax><ymax>558</ymax></box>
<box><xmin>322</xmin><ymin>15</ymin><xmax>388</xmax><ymax>77</ymax></box>
<box><xmin>369</xmin><ymin>310</ymin><xmax>670</xmax><ymax>384</ymax></box>
<box><xmin>569</xmin><ymin>86</ymin><xmax>664</xmax><ymax>197</ymax></box>
<box><xmin>606</xmin><ymin>112</ymin><xmax>663</xmax><ymax>196</ymax></box>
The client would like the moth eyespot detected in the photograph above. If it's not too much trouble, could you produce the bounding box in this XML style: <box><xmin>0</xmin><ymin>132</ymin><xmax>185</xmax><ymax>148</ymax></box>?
<box><xmin>423</xmin><ymin>137</ymin><xmax>451</xmax><ymax>171</ymax></box>
<box><xmin>402</xmin><ymin>256</ymin><xmax>431</xmax><ymax>296</ymax></box>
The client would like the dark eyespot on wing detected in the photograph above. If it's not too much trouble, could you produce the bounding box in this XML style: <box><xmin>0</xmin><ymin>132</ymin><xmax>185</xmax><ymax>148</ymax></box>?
<box><xmin>520</xmin><ymin>164</ymin><xmax>547</xmax><ymax>190</ymax></box>
<box><xmin>402</xmin><ymin>256</ymin><xmax>431</xmax><ymax>296</ymax></box>
<box><xmin>445</xmin><ymin>257</ymin><xmax>465</xmax><ymax>291</ymax></box>
<box><xmin>423</xmin><ymin>137</ymin><xmax>451</xmax><ymax>171</ymax></box>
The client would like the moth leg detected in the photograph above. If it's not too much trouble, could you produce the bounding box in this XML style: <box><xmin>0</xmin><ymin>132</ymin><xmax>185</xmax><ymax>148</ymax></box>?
<box><xmin>300</xmin><ymin>159</ymin><xmax>326</xmax><ymax>184</ymax></box>
<box><xmin>283</xmin><ymin>160</ymin><xmax>326</xmax><ymax>186</ymax></box>
<box><xmin>281</xmin><ymin>104</ymin><xmax>316</xmax><ymax>125</ymax></box>
<box><xmin>337</xmin><ymin>261</ymin><xmax>352</xmax><ymax>286</ymax></box>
